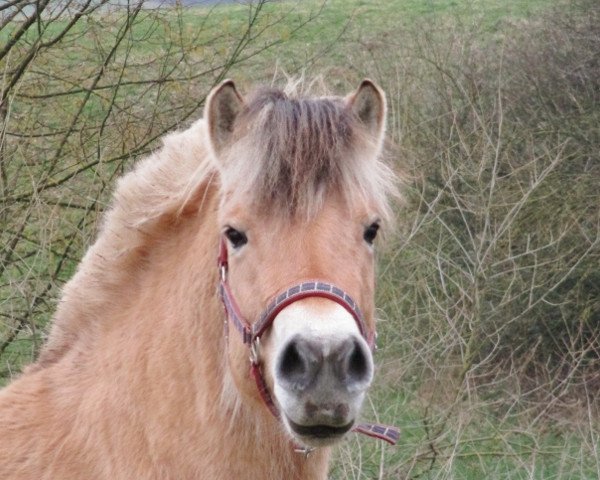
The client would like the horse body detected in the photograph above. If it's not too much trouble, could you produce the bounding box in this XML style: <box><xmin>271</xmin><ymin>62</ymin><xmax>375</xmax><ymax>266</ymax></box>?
<box><xmin>0</xmin><ymin>80</ymin><xmax>395</xmax><ymax>479</ymax></box>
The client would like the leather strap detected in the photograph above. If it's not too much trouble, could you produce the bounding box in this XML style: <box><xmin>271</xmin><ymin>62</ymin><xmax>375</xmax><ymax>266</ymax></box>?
<box><xmin>217</xmin><ymin>238</ymin><xmax>400</xmax><ymax>447</ymax></box>
<box><xmin>353</xmin><ymin>423</ymin><xmax>401</xmax><ymax>445</ymax></box>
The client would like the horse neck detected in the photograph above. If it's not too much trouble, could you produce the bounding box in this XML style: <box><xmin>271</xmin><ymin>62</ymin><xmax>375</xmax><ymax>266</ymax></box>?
<box><xmin>121</xmin><ymin>191</ymin><xmax>332</xmax><ymax>477</ymax></box>
<box><xmin>61</xmin><ymin>185</ymin><xmax>331</xmax><ymax>478</ymax></box>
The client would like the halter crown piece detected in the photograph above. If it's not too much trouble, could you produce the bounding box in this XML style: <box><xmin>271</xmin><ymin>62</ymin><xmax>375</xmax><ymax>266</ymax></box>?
<box><xmin>217</xmin><ymin>239</ymin><xmax>400</xmax><ymax>452</ymax></box>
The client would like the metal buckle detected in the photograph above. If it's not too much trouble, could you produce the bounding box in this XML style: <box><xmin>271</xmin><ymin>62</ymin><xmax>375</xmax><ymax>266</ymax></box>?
<box><xmin>250</xmin><ymin>337</ymin><xmax>261</xmax><ymax>365</ymax></box>
<box><xmin>294</xmin><ymin>445</ymin><xmax>316</xmax><ymax>458</ymax></box>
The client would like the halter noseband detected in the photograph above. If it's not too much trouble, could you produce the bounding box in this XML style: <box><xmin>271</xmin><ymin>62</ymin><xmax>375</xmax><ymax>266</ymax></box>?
<box><xmin>217</xmin><ymin>238</ymin><xmax>400</xmax><ymax>448</ymax></box>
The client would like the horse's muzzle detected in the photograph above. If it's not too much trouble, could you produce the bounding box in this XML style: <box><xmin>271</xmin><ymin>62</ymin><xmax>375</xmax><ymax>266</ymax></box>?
<box><xmin>269</xmin><ymin>301</ymin><xmax>374</xmax><ymax>446</ymax></box>
<box><xmin>277</xmin><ymin>335</ymin><xmax>373</xmax><ymax>394</ymax></box>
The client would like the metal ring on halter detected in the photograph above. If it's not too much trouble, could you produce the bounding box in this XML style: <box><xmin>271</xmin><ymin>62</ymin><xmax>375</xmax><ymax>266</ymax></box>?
<box><xmin>250</xmin><ymin>338</ymin><xmax>260</xmax><ymax>365</ymax></box>
<box><xmin>294</xmin><ymin>446</ymin><xmax>316</xmax><ymax>458</ymax></box>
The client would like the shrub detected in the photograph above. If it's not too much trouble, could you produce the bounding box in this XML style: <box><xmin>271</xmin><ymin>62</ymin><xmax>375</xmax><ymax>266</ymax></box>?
<box><xmin>375</xmin><ymin>0</ymin><xmax>599</xmax><ymax>405</ymax></box>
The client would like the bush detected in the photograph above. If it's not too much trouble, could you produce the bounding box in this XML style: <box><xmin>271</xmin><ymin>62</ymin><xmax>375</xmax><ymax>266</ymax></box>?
<box><xmin>374</xmin><ymin>0</ymin><xmax>599</xmax><ymax>405</ymax></box>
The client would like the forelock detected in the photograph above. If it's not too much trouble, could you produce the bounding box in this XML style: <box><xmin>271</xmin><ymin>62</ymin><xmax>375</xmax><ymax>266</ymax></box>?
<box><xmin>220</xmin><ymin>86</ymin><xmax>395</xmax><ymax>220</ymax></box>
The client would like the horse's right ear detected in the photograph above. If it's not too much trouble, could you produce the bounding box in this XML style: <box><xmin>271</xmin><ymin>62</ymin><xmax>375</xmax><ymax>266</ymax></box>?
<box><xmin>205</xmin><ymin>79</ymin><xmax>244</xmax><ymax>157</ymax></box>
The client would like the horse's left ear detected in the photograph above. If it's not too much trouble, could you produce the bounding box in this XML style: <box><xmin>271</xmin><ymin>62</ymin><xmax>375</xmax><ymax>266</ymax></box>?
<box><xmin>346</xmin><ymin>79</ymin><xmax>386</xmax><ymax>143</ymax></box>
<box><xmin>205</xmin><ymin>79</ymin><xmax>244</xmax><ymax>157</ymax></box>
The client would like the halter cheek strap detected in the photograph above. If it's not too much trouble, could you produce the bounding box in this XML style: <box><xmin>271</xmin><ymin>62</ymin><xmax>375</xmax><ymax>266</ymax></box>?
<box><xmin>217</xmin><ymin>239</ymin><xmax>400</xmax><ymax>447</ymax></box>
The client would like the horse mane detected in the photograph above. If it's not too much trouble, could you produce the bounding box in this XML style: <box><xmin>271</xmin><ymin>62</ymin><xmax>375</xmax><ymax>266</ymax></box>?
<box><xmin>35</xmin><ymin>119</ymin><xmax>218</xmax><ymax>368</ymax></box>
<box><xmin>222</xmin><ymin>86</ymin><xmax>396</xmax><ymax>219</ymax></box>
<box><xmin>35</xmin><ymin>80</ymin><xmax>398</xmax><ymax>369</ymax></box>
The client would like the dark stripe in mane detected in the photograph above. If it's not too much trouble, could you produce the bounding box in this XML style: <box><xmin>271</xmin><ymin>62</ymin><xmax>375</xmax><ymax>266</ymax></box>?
<box><xmin>231</xmin><ymin>88</ymin><xmax>360</xmax><ymax>214</ymax></box>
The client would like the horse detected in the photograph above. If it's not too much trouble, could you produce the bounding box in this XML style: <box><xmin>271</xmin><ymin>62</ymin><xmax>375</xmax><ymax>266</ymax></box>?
<box><xmin>0</xmin><ymin>79</ymin><xmax>398</xmax><ymax>479</ymax></box>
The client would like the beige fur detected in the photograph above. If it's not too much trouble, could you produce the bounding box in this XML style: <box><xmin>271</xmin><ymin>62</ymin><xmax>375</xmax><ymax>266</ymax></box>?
<box><xmin>0</xmin><ymin>80</ymin><xmax>395</xmax><ymax>479</ymax></box>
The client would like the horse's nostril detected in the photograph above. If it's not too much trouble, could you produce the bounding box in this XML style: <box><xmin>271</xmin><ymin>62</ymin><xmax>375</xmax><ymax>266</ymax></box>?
<box><xmin>340</xmin><ymin>339</ymin><xmax>372</xmax><ymax>388</ymax></box>
<box><xmin>277</xmin><ymin>337</ymin><xmax>320</xmax><ymax>392</ymax></box>
<box><xmin>279</xmin><ymin>341</ymin><xmax>304</xmax><ymax>379</ymax></box>
<box><xmin>277</xmin><ymin>336</ymin><xmax>371</xmax><ymax>393</ymax></box>
<box><xmin>348</xmin><ymin>340</ymin><xmax>369</xmax><ymax>381</ymax></box>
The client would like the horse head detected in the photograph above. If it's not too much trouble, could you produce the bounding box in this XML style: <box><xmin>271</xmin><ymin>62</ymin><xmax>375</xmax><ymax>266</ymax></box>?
<box><xmin>206</xmin><ymin>79</ymin><xmax>393</xmax><ymax>449</ymax></box>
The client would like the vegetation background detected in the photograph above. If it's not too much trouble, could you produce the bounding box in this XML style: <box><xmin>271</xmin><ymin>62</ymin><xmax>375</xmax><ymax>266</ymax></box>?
<box><xmin>1</xmin><ymin>0</ymin><xmax>598</xmax><ymax>478</ymax></box>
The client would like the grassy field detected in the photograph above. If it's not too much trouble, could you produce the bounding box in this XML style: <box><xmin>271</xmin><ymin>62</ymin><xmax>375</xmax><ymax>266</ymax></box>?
<box><xmin>1</xmin><ymin>0</ymin><xmax>599</xmax><ymax>478</ymax></box>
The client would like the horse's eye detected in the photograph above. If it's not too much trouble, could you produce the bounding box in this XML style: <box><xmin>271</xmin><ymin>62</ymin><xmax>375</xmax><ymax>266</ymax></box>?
<box><xmin>224</xmin><ymin>227</ymin><xmax>248</xmax><ymax>249</ymax></box>
<box><xmin>363</xmin><ymin>222</ymin><xmax>380</xmax><ymax>245</ymax></box>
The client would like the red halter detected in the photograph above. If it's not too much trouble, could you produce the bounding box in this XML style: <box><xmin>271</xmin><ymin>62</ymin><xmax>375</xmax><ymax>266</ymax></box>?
<box><xmin>217</xmin><ymin>238</ymin><xmax>400</xmax><ymax>448</ymax></box>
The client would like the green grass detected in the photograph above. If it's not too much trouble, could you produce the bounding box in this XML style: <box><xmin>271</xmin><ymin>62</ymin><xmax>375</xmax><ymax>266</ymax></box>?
<box><xmin>2</xmin><ymin>0</ymin><xmax>557</xmax><ymax>77</ymax></box>
<box><xmin>330</xmin><ymin>383</ymin><xmax>600</xmax><ymax>479</ymax></box>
